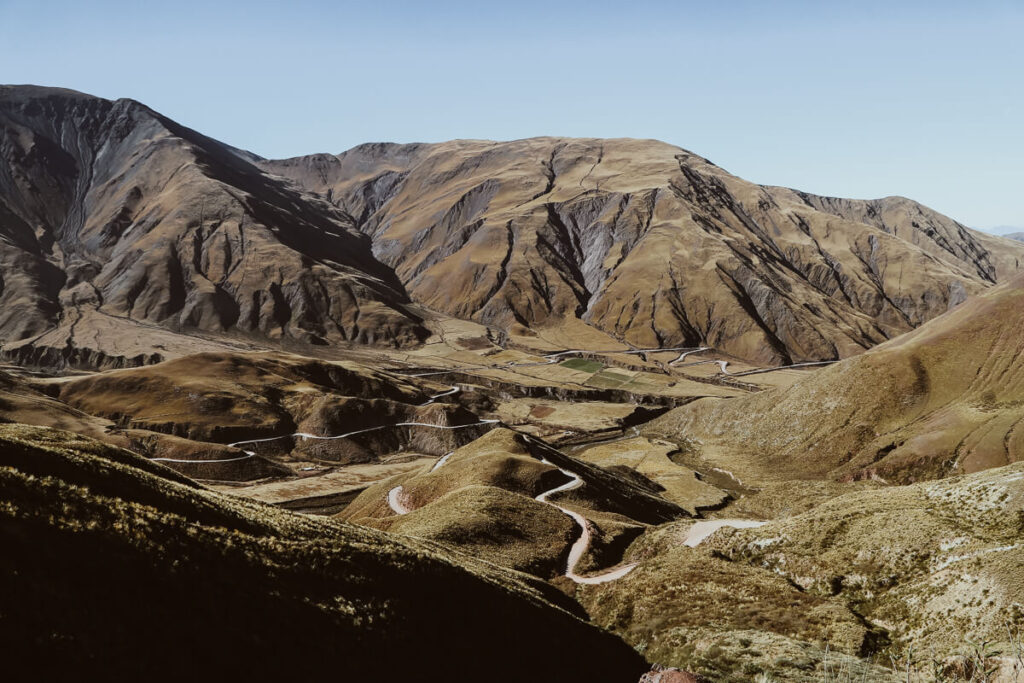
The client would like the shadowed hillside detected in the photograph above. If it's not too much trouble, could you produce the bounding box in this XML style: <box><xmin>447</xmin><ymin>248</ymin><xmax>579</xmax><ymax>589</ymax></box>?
<box><xmin>0</xmin><ymin>424</ymin><xmax>648</xmax><ymax>682</ymax></box>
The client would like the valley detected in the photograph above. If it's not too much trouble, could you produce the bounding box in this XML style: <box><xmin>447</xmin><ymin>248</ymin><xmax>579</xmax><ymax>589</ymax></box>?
<box><xmin>2</xmin><ymin>85</ymin><xmax>1023</xmax><ymax>682</ymax></box>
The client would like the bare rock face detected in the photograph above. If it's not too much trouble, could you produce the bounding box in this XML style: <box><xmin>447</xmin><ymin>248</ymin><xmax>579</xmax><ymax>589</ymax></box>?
<box><xmin>264</xmin><ymin>138</ymin><xmax>1024</xmax><ymax>363</ymax></box>
<box><xmin>0</xmin><ymin>86</ymin><xmax>427</xmax><ymax>367</ymax></box>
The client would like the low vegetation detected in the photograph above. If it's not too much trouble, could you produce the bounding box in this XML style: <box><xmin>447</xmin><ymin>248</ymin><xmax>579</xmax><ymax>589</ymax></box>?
<box><xmin>0</xmin><ymin>423</ymin><xmax>648</xmax><ymax>681</ymax></box>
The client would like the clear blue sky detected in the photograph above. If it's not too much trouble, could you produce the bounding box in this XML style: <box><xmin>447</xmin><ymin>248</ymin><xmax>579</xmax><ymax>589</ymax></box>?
<box><xmin>1</xmin><ymin>0</ymin><xmax>1021</xmax><ymax>230</ymax></box>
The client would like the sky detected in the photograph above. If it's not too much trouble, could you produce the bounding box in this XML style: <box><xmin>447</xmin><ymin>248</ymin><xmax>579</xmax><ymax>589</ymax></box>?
<box><xmin>1</xmin><ymin>0</ymin><xmax>1021</xmax><ymax>230</ymax></box>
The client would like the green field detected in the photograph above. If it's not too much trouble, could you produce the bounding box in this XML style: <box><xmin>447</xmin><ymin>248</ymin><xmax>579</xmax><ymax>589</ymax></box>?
<box><xmin>560</xmin><ymin>358</ymin><xmax>604</xmax><ymax>373</ymax></box>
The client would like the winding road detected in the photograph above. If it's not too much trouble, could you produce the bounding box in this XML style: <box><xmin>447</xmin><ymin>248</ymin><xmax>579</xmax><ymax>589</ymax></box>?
<box><xmin>154</xmin><ymin>343</ymin><xmax>780</xmax><ymax>582</ymax></box>
<box><xmin>677</xmin><ymin>358</ymin><xmax>731</xmax><ymax>374</ymax></box>
<box><xmin>150</xmin><ymin>386</ymin><xmax>496</xmax><ymax>464</ymax></box>
<box><xmin>535</xmin><ymin>459</ymin><xmax>638</xmax><ymax>584</ymax></box>
<box><xmin>408</xmin><ymin>345</ymin><xmax>706</xmax><ymax>377</ymax></box>
<box><xmin>683</xmin><ymin>519</ymin><xmax>767</xmax><ymax>547</ymax></box>
<box><xmin>418</xmin><ymin>386</ymin><xmax>460</xmax><ymax>406</ymax></box>
<box><xmin>669</xmin><ymin>347</ymin><xmax>710</xmax><ymax>364</ymax></box>
<box><xmin>429</xmin><ymin>450</ymin><xmax>454</xmax><ymax>472</ymax></box>
<box><xmin>385</xmin><ymin>452</ymin><xmax>639</xmax><ymax>584</ymax></box>
<box><xmin>729</xmin><ymin>360</ymin><xmax>836</xmax><ymax>377</ymax></box>
<box><xmin>387</xmin><ymin>485</ymin><xmax>414</xmax><ymax>515</ymax></box>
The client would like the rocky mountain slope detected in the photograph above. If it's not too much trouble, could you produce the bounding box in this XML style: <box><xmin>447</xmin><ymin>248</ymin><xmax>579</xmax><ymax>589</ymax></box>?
<box><xmin>263</xmin><ymin>138</ymin><xmax>1024</xmax><ymax>364</ymax></box>
<box><xmin>0</xmin><ymin>423</ymin><xmax>649</xmax><ymax>681</ymax></box>
<box><xmin>644</xmin><ymin>274</ymin><xmax>1024</xmax><ymax>483</ymax></box>
<box><xmin>4</xmin><ymin>85</ymin><xmax>1021</xmax><ymax>368</ymax></box>
<box><xmin>0</xmin><ymin>86</ymin><xmax>427</xmax><ymax>369</ymax></box>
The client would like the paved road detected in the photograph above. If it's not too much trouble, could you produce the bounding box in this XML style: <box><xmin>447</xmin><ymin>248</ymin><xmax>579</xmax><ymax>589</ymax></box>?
<box><xmin>683</xmin><ymin>519</ymin><xmax>767</xmax><ymax>547</ymax></box>
<box><xmin>387</xmin><ymin>485</ymin><xmax>413</xmax><ymax>514</ymax></box>
<box><xmin>150</xmin><ymin>385</ymin><xmax>497</xmax><ymax>464</ymax></box>
<box><xmin>536</xmin><ymin>459</ymin><xmax>639</xmax><ymax>584</ymax></box>
<box><xmin>669</xmin><ymin>347</ymin><xmax>710</xmax><ymax>364</ymax></box>
<box><xmin>729</xmin><ymin>360</ymin><xmax>836</xmax><ymax>377</ymax></box>
<box><xmin>409</xmin><ymin>345</ymin><xmax>706</xmax><ymax>376</ymax></box>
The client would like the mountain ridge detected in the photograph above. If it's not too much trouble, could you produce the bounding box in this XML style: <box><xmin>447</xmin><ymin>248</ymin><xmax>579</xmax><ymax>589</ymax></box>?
<box><xmin>263</xmin><ymin>136</ymin><xmax>1024</xmax><ymax>363</ymax></box>
<box><xmin>0</xmin><ymin>85</ymin><xmax>429</xmax><ymax>369</ymax></box>
<box><xmin>3</xmin><ymin>85</ymin><xmax>1023</xmax><ymax>368</ymax></box>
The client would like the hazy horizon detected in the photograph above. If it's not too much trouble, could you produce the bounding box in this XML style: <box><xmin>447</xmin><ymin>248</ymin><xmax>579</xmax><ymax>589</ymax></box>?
<box><xmin>1</xmin><ymin>0</ymin><xmax>1021</xmax><ymax>228</ymax></box>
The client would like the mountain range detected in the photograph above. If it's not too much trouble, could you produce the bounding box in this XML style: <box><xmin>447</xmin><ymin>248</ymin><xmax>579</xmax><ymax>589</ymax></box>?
<box><xmin>3</xmin><ymin>86</ymin><xmax>1023</xmax><ymax>368</ymax></box>
<box><xmin>4</xmin><ymin>84</ymin><xmax>1024</xmax><ymax>682</ymax></box>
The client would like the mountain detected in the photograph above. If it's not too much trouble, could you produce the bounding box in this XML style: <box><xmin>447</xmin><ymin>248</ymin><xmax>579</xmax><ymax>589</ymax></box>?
<box><xmin>3</xmin><ymin>85</ymin><xmax>1022</xmax><ymax>369</ymax></box>
<box><xmin>0</xmin><ymin>86</ymin><xmax>428</xmax><ymax>369</ymax></box>
<box><xmin>263</xmin><ymin>138</ymin><xmax>1024</xmax><ymax>364</ymax></box>
<box><xmin>644</xmin><ymin>274</ymin><xmax>1024</xmax><ymax>483</ymax></box>
<box><xmin>983</xmin><ymin>226</ymin><xmax>1024</xmax><ymax>243</ymax></box>
<box><xmin>0</xmin><ymin>423</ymin><xmax>648</xmax><ymax>681</ymax></box>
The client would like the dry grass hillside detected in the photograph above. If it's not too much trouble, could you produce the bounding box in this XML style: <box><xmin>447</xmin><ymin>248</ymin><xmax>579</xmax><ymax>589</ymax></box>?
<box><xmin>705</xmin><ymin>462</ymin><xmax>1024</xmax><ymax>678</ymax></box>
<box><xmin>264</xmin><ymin>138</ymin><xmax>1024</xmax><ymax>364</ymax></box>
<box><xmin>53</xmin><ymin>351</ymin><xmax>425</xmax><ymax>440</ymax></box>
<box><xmin>0</xmin><ymin>368</ymin><xmax>116</xmax><ymax>442</ymax></box>
<box><xmin>45</xmin><ymin>351</ymin><xmax>494</xmax><ymax>478</ymax></box>
<box><xmin>581</xmin><ymin>542</ymin><xmax>892</xmax><ymax>683</ymax></box>
<box><xmin>574</xmin><ymin>436</ymin><xmax>731</xmax><ymax>515</ymax></box>
<box><xmin>0</xmin><ymin>423</ymin><xmax>649</xmax><ymax>682</ymax></box>
<box><xmin>644</xmin><ymin>276</ymin><xmax>1024</xmax><ymax>484</ymax></box>
<box><xmin>341</xmin><ymin>428</ymin><xmax>690</xmax><ymax>578</ymax></box>
<box><xmin>571</xmin><ymin>460</ymin><xmax>1024</xmax><ymax>681</ymax></box>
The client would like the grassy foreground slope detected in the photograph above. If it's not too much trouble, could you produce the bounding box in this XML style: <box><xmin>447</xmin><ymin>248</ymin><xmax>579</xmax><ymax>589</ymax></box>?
<box><xmin>706</xmin><ymin>461</ymin><xmax>1024</xmax><ymax>674</ymax></box>
<box><xmin>576</xmin><ymin>460</ymin><xmax>1024</xmax><ymax>681</ymax></box>
<box><xmin>645</xmin><ymin>276</ymin><xmax>1024</xmax><ymax>483</ymax></box>
<box><xmin>0</xmin><ymin>424</ymin><xmax>647</xmax><ymax>682</ymax></box>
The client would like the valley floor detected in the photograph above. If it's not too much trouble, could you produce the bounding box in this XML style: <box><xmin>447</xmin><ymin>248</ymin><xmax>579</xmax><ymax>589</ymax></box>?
<box><xmin>4</xmin><ymin>314</ymin><xmax>1023</xmax><ymax>682</ymax></box>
